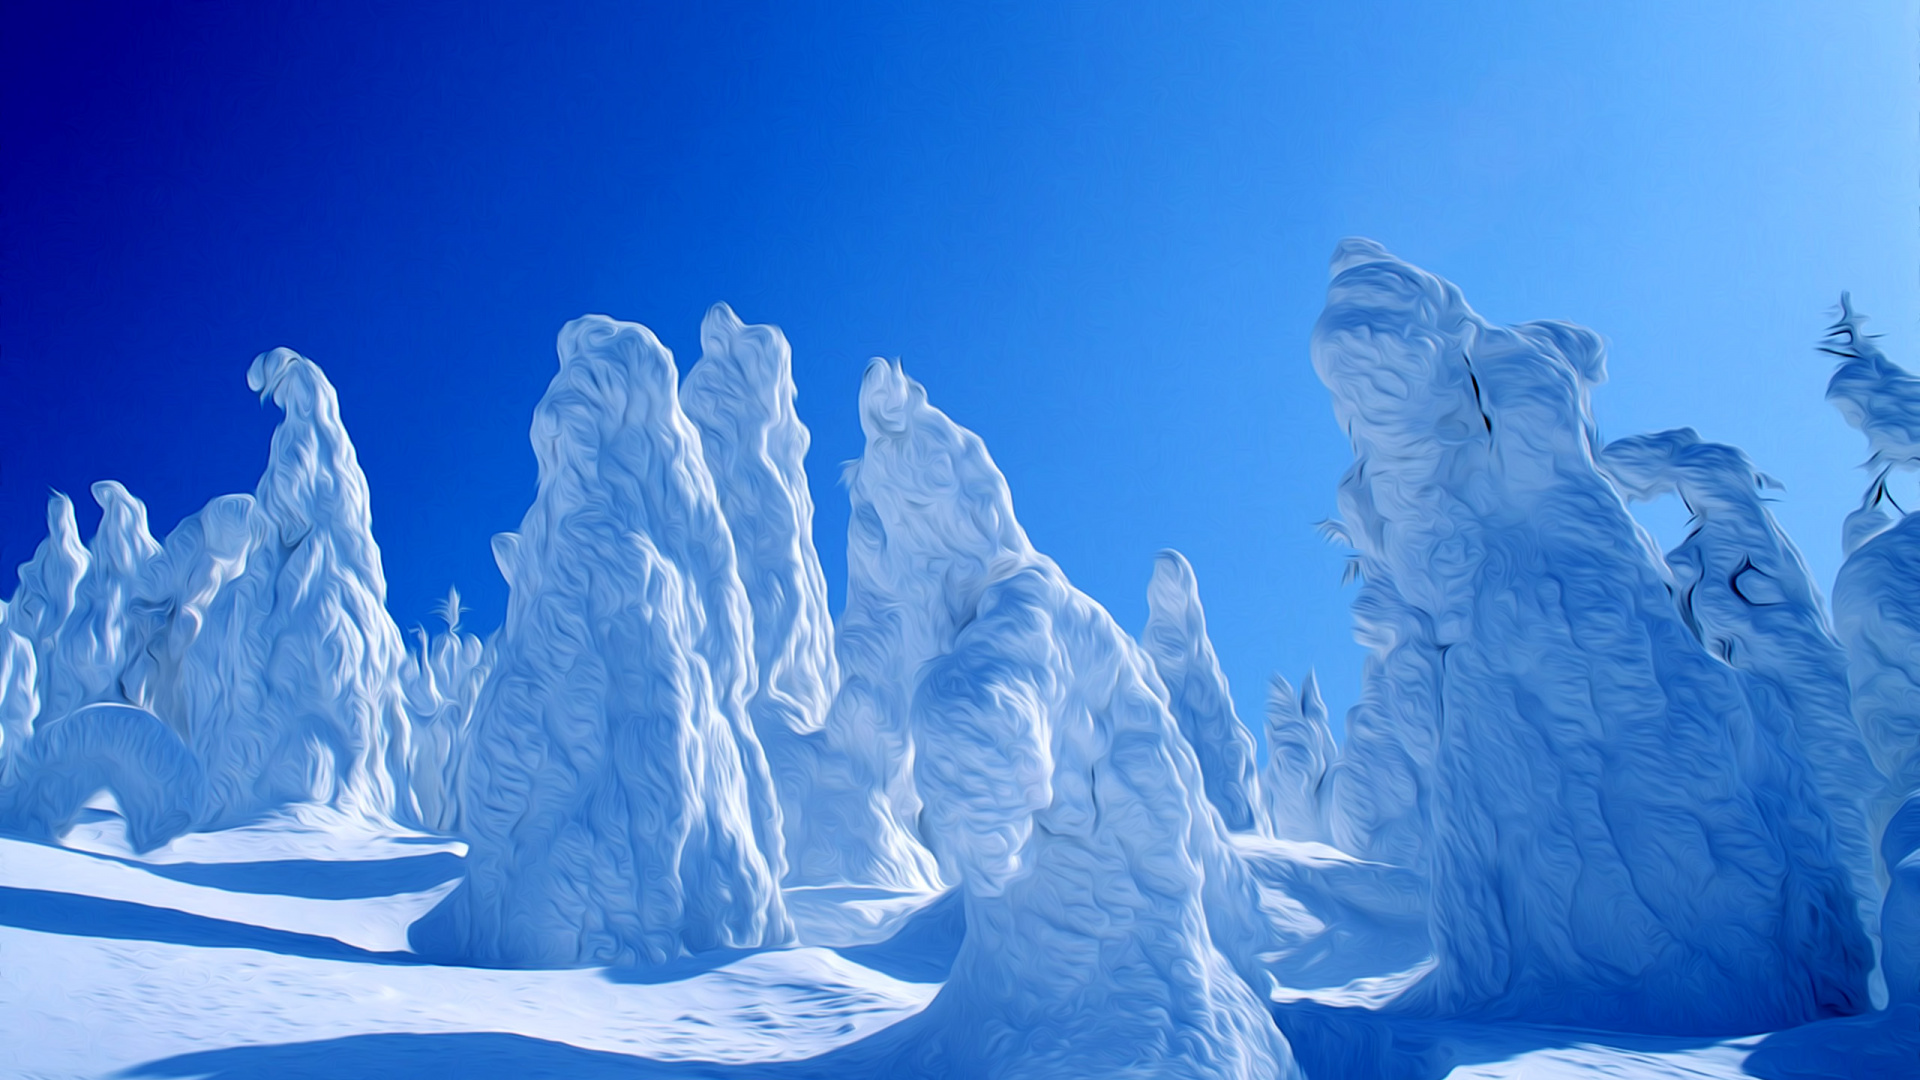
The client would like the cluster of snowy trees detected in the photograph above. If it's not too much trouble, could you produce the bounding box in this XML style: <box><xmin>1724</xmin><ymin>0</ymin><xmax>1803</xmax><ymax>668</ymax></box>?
<box><xmin>1</xmin><ymin>243</ymin><xmax>1915</xmax><ymax>1078</ymax></box>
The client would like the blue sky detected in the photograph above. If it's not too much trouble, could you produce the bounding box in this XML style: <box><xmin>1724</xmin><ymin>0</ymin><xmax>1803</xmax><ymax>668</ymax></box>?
<box><xmin>3</xmin><ymin>1</ymin><xmax>1916</xmax><ymax>741</ymax></box>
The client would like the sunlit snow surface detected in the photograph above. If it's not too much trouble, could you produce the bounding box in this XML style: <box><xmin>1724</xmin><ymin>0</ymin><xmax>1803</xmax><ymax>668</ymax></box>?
<box><xmin>0</xmin><ymin>250</ymin><xmax>1914</xmax><ymax>1078</ymax></box>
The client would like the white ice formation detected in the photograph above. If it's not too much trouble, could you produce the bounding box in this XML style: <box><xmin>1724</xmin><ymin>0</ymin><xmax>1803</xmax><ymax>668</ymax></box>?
<box><xmin>1313</xmin><ymin>239</ymin><xmax>1870</xmax><ymax>1032</ymax></box>
<box><xmin>398</xmin><ymin>587</ymin><xmax>490</xmax><ymax>835</ymax></box>
<box><xmin>3</xmin><ymin>493</ymin><xmax>88</xmax><ymax>714</ymax></box>
<box><xmin>44</xmin><ymin>482</ymin><xmax>160</xmax><ymax>722</ymax></box>
<box><xmin>852</xmin><ymin>360</ymin><xmax>1298</xmax><ymax>1079</ymax></box>
<box><xmin>1826</xmin><ymin>301</ymin><xmax>1920</xmax><ymax>799</ymax></box>
<box><xmin>1143</xmin><ymin>549</ymin><xmax>1264</xmax><ymax>833</ymax></box>
<box><xmin>1260</xmin><ymin>672</ymin><xmax>1333</xmax><ymax>844</ymax></box>
<box><xmin>681</xmin><ymin>304</ymin><xmax>938</xmax><ymax>893</ymax></box>
<box><xmin>8</xmin><ymin>246</ymin><xmax>1919</xmax><ymax>1069</ymax></box>
<box><xmin>1835</xmin><ymin>521</ymin><xmax>1920</xmax><ymax>798</ymax></box>
<box><xmin>415</xmin><ymin>314</ymin><xmax>791</xmax><ymax>968</ymax></box>
<box><xmin>179</xmin><ymin>348</ymin><xmax>417</xmax><ymax>830</ymax></box>
<box><xmin>3</xmin><ymin>702</ymin><xmax>204</xmax><ymax>853</ymax></box>
<box><xmin>0</xmin><ymin>350</ymin><xmax>421</xmax><ymax>839</ymax></box>
<box><xmin>1601</xmin><ymin>428</ymin><xmax>1885</xmax><ymax>957</ymax></box>
<box><xmin>1884</xmin><ymin>793</ymin><xmax>1920</xmax><ymax>1006</ymax></box>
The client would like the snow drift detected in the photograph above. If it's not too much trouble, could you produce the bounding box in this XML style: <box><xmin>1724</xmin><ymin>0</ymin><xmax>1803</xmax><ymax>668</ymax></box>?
<box><xmin>1312</xmin><ymin>238</ymin><xmax>1870</xmax><ymax>1032</ymax></box>
<box><xmin>415</xmin><ymin>314</ymin><xmax>791</xmax><ymax>968</ymax></box>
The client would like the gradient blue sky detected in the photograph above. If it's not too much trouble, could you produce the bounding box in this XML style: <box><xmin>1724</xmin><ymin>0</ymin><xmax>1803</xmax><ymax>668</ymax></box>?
<box><xmin>4</xmin><ymin>1</ymin><xmax>1916</xmax><ymax>740</ymax></box>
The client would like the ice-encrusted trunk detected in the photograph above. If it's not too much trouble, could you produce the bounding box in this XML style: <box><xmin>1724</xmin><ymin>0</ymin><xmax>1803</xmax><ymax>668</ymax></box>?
<box><xmin>43</xmin><ymin>482</ymin><xmax>162</xmax><ymax>722</ymax></box>
<box><xmin>177</xmin><ymin>349</ymin><xmax>415</xmax><ymax>829</ymax></box>
<box><xmin>1261</xmin><ymin>671</ymin><xmax>1333</xmax><ymax>843</ymax></box>
<box><xmin>1602</xmin><ymin>428</ymin><xmax>1885</xmax><ymax>981</ymax></box>
<box><xmin>680</xmin><ymin>303</ymin><xmax>937</xmax><ymax>891</ymax></box>
<box><xmin>1314</xmin><ymin>239</ymin><xmax>1869</xmax><ymax>1032</ymax></box>
<box><xmin>1143</xmin><ymin>549</ymin><xmax>1264</xmax><ymax>834</ymax></box>
<box><xmin>854</xmin><ymin>360</ymin><xmax>1298</xmax><ymax>1079</ymax></box>
<box><xmin>415</xmin><ymin>314</ymin><xmax>790</xmax><ymax>968</ymax></box>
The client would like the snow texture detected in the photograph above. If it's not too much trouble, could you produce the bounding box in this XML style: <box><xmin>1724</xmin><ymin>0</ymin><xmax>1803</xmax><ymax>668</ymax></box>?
<box><xmin>416</xmin><ymin>314</ymin><xmax>791</xmax><ymax>968</ymax></box>
<box><xmin>681</xmin><ymin>304</ymin><xmax>938</xmax><ymax>893</ymax></box>
<box><xmin>0</xmin><ymin>350</ymin><xmax>419</xmax><ymax>838</ymax></box>
<box><xmin>1260</xmin><ymin>672</ymin><xmax>1334</xmax><ymax>843</ymax></box>
<box><xmin>1322</xmin><ymin>572</ymin><xmax>1440</xmax><ymax>874</ymax></box>
<box><xmin>851</xmin><ymin>359</ymin><xmax>1298</xmax><ymax>1079</ymax></box>
<box><xmin>1313</xmin><ymin>238</ymin><xmax>1871</xmax><ymax>1032</ymax></box>
<box><xmin>7</xmin><ymin>258</ymin><xmax>1919</xmax><ymax>1075</ymax></box>
<box><xmin>1835</xmin><ymin>517</ymin><xmax>1920</xmax><ymax>800</ymax></box>
<box><xmin>1233</xmin><ymin>835</ymin><xmax>1429</xmax><ymax>992</ymax></box>
<box><xmin>1143</xmin><ymin>549</ymin><xmax>1265</xmax><ymax>834</ymax></box>
<box><xmin>0</xmin><ymin>620</ymin><xmax>37</xmax><ymax>782</ymax></box>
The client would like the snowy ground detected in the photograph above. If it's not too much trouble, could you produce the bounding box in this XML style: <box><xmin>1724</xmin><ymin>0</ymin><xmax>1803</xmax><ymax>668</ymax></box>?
<box><xmin>0</xmin><ymin>809</ymin><xmax>1908</xmax><ymax>1079</ymax></box>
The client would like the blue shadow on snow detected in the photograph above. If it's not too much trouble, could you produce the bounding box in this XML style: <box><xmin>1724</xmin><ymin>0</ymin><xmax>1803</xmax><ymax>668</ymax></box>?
<box><xmin>0</xmin><ymin>886</ymin><xmax>428</xmax><ymax>965</ymax></box>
